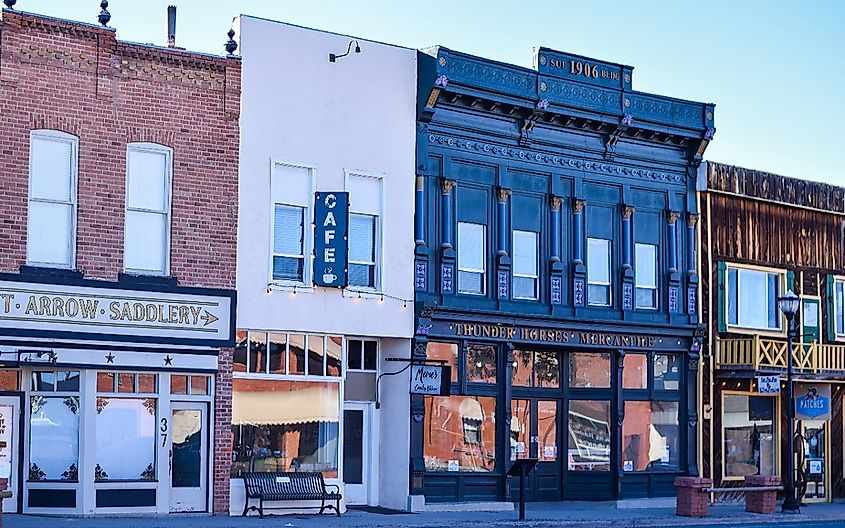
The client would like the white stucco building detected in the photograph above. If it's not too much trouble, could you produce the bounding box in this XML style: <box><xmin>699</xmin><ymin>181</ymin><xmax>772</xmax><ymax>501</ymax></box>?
<box><xmin>232</xmin><ymin>15</ymin><xmax>417</xmax><ymax>513</ymax></box>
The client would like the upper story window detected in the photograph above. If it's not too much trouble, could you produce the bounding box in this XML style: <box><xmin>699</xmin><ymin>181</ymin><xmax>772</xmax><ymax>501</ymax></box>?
<box><xmin>271</xmin><ymin>162</ymin><xmax>314</xmax><ymax>285</ymax></box>
<box><xmin>512</xmin><ymin>230</ymin><xmax>538</xmax><ymax>300</ymax></box>
<box><xmin>587</xmin><ymin>238</ymin><xmax>611</xmax><ymax>306</ymax></box>
<box><xmin>833</xmin><ymin>278</ymin><xmax>844</xmax><ymax>337</ymax></box>
<box><xmin>727</xmin><ymin>266</ymin><xmax>782</xmax><ymax>331</ymax></box>
<box><xmin>347</xmin><ymin>339</ymin><xmax>377</xmax><ymax>371</ymax></box>
<box><xmin>28</xmin><ymin>130</ymin><xmax>78</xmax><ymax>268</ymax></box>
<box><xmin>635</xmin><ymin>243</ymin><xmax>658</xmax><ymax>309</ymax></box>
<box><xmin>458</xmin><ymin>222</ymin><xmax>486</xmax><ymax>295</ymax></box>
<box><xmin>125</xmin><ymin>143</ymin><xmax>172</xmax><ymax>275</ymax></box>
<box><xmin>347</xmin><ymin>172</ymin><xmax>383</xmax><ymax>290</ymax></box>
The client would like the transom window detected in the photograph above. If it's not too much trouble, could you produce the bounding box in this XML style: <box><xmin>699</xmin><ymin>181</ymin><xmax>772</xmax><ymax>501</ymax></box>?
<box><xmin>125</xmin><ymin>143</ymin><xmax>172</xmax><ymax>275</ymax></box>
<box><xmin>635</xmin><ymin>243</ymin><xmax>658</xmax><ymax>309</ymax></box>
<box><xmin>458</xmin><ymin>222</ymin><xmax>486</xmax><ymax>295</ymax></box>
<box><xmin>512</xmin><ymin>230</ymin><xmax>539</xmax><ymax>300</ymax></box>
<box><xmin>347</xmin><ymin>339</ymin><xmax>377</xmax><ymax>371</ymax></box>
<box><xmin>234</xmin><ymin>330</ymin><xmax>343</xmax><ymax>378</ymax></box>
<box><xmin>28</xmin><ymin>130</ymin><xmax>78</xmax><ymax>268</ymax></box>
<box><xmin>727</xmin><ymin>266</ymin><xmax>783</xmax><ymax>331</ymax></box>
<box><xmin>587</xmin><ymin>238</ymin><xmax>611</xmax><ymax>306</ymax></box>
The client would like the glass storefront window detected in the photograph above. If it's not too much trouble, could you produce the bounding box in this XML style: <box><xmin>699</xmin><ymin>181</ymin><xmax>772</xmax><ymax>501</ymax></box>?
<box><xmin>723</xmin><ymin>394</ymin><xmax>776</xmax><ymax>477</ymax></box>
<box><xmin>511</xmin><ymin>350</ymin><xmax>532</xmax><ymax>387</ymax></box>
<box><xmin>231</xmin><ymin>378</ymin><xmax>339</xmax><ymax>477</ymax></box>
<box><xmin>308</xmin><ymin>335</ymin><xmax>325</xmax><ymax>376</ymax></box>
<box><xmin>622</xmin><ymin>401</ymin><xmax>680</xmax><ymax>471</ymax></box>
<box><xmin>535</xmin><ymin>351</ymin><xmax>560</xmax><ymax>388</ymax></box>
<box><xmin>288</xmin><ymin>334</ymin><xmax>306</xmax><ymax>375</ymax></box>
<box><xmin>569</xmin><ymin>353</ymin><xmax>610</xmax><ymax>388</ymax></box>
<box><xmin>623</xmin><ymin>354</ymin><xmax>648</xmax><ymax>389</ymax></box>
<box><xmin>538</xmin><ymin>401</ymin><xmax>558</xmax><ymax>461</ymax></box>
<box><xmin>269</xmin><ymin>333</ymin><xmax>287</xmax><ymax>375</ymax></box>
<box><xmin>234</xmin><ymin>330</ymin><xmax>248</xmax><ymax>373</ymax></box>
<box><xmin>466</xmin><ymin>344</ymin><xmax>496</xmax><ymax>383</ymax></box>
<box><xmin>427</xmin><ymin>342</ymin><xmax>458</xmax><ymax>383</ymax></box>
<box><xmin>249</xmin><ymin>332</ymin><xmax>268</xmax><ymax>374</ymax></box>
<box><xmin>171</xmin><ymin>375</ymin><xmax>188</xmax><ymax>395</ymax></box>
<box><xmin>94</xmin><ymin>398</ymin><xmax>156</xmax><ymax>481</ymax></box>
<box><xmin>326</xmin><ymin>336</ymin><xmax>343</xmax><ymax>377</ymax></box>
<box><xmin>29</xmin><ymin>396</ymin><xmax>79</xmax><ymax>481</ymax></box>
<box><xmin>424</xmin><ymin>395</ymin><xmax>496</xmax><ymax>472</ymax></box>
<box><xmin>510</xmin><ymin>399</ymin><xmax>530</xmax><ymax>460</ymax></box>
<box><xmin>653</xmin><ymin>354</ymin><xmax>681</xmax><ymax>391</ymax></box>
<box><xmin>0</xmin><ymin>370</ymin><xmax>18</xmax><ymax>390</ymax></box>
<box><xmin>567</xmin><ymin>400</ymin><xmax>610</xmax><ymax>471</ymax></box>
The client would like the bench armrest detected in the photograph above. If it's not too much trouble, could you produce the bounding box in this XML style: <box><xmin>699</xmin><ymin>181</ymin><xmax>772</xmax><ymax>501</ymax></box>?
<box><xmin>324</xmin><ymin>483</ymin><xmax>341</xmax><ymax>493</ymax></box>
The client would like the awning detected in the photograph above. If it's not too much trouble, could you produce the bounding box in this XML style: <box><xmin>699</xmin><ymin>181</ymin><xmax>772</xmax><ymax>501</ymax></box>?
<box><xmin>232</xmin><ymin>383</ymin><xmax>339</xmax><ymax>426</ymax></box>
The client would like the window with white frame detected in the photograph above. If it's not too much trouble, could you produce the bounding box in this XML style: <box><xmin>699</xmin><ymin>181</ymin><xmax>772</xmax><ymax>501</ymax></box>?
<box><xmin>727</xmin><ymin>266</ymin><xmax>782</xmax><ymax>331</ymax></box>
<box><xmin>512</xmin><ymin>230</ymin><xmax>538</xmax><ymax>300</ymax></box>
<box><xmin>27</xmin><ymin>130</ymin><xmax>78</xmax><ymax>268</ymax></box>
<box><xmin>347</xmin><ymin>339</ymin><xmax>377</xmax><ymax>371</ymax></box>
<box><xmin>125</xmin><ymin>143</ymin><xmax>172</xmax><ymax>275</ymax></box>
<box><xmin>458</xmin><ymin>222</ymin><xmax>486</xmax><ymax>295</ymax></box>
<box><xmin>347</xmin><ymin>173</ymin><xmax>382</xmax><ymax>289</ymax></box>
<box><xmin>635</xmin><ymin>243</ymin><xmax>658</xmax><ymax>309</ymax></box>
<box><xmin>834</xmin><ymin>278</ymin><xmax>844</xmax><ymax>337</ymax></box>
<box><xmin>271</xmin><ymin>163</ymin><xmax>313</xmax><ymax>284</ymax></box>
<box><xmin>587</xmin><ymin>238</ymin><xmax>611</xmax><ymax>306</ymax></box>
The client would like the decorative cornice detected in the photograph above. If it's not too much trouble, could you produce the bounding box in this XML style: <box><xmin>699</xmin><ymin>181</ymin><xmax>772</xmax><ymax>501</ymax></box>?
<box><xmin>550</xmin><ymin>196</ymin><xmax>563</xmax><ymax>211</ymax></box>
<box><xmin>667</xmin><ymin>211</ymin><xmax>680</xmax><ymax>225</ymax></box>
<box><xmin>622</xmin><ymin>205</ymin><xmax>635</xmax><ymax>220</ymax></box>
<box><xmin>441</xmin><ymin>179</ymin><xmax>456</xmax><ymax>194</ymax></box>
<box><xmin>573</xmin><ymin>199</ymin><xmax>586</xmax><ymax>214</ymax></box>
<box><xmin>497</xmin><ymin>187</ymin><xmax>511</xmax><ymax>203</ymax></box>
<box><xmin>428</xmin><ymin>133</ymin><xmax>684</xmax><ymax>184</ymax></box>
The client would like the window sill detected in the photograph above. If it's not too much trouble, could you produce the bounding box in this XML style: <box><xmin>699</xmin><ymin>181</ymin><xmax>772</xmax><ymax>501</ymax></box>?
<box><xmin>118</xmin><ymin>272</ymin><xmax>177</xmax><ymax>287</ymax></box>
<box><xmin>19</xmin><ymin>265</ymin><xmax>83</xmax><ymax>280</ymax></box>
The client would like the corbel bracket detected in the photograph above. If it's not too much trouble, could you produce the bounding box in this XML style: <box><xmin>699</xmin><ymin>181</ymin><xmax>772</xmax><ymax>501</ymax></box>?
<box><xmin>604</xmin><ymin>114</ymin><xmax>633</xmax><ymax>160</ymax></box>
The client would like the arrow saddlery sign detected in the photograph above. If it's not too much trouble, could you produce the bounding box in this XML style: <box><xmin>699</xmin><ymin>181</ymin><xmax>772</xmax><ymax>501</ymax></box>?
<box><xmin>0</xmin><ymin>279</ymin><xmax>234</xmax><ymax>347</ymax></box>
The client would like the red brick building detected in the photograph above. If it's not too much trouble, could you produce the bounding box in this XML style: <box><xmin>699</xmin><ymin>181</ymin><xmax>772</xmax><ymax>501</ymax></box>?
<box><xmin>0</xmin><ymin>6</ymin><xmax>239</xmax><ymax>515</ymax></box>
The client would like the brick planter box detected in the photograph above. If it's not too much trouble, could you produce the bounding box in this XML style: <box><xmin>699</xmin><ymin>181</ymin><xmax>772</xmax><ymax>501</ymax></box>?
<box><xmin>744</xmin><ymin>475</ymin><xmax>781</xmax><ymax>514</ymax></box>
<box><xmin>675</xmin><ymin>477</ymin><xmax>712</xmax><ymax>518</ymax></box>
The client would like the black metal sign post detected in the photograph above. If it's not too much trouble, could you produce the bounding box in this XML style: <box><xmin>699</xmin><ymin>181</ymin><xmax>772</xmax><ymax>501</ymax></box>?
<box><xmin>506</xmin><ymin>458</ymin><xmax>538</xmax><ymax>521</ymax></box>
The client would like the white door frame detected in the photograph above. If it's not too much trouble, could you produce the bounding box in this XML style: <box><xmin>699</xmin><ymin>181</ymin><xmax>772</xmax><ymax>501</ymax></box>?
<box><xmin>168</xmin><ymin>401</ymin><xmax>209</xmax><ymax>513</ymax></box>
<box><xmin>0</xmin><ymin>395</ymin><xmax>21</xmax><ymax>514</ymax></box>
<box><xmin>343</xmin><ymin>402</ymin><xmax>377</xmax><ymax>506</ymax></box>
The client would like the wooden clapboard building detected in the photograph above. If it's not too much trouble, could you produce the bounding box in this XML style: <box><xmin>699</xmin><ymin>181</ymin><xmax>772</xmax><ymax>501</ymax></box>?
<box><xmin>699</xmin><ymin>161</ymin><xmax>845</xmax><ymax>503</ymax></box>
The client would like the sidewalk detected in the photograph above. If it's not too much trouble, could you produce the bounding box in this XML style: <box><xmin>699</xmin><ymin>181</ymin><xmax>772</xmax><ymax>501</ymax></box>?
<box><xmin>6</xmin><ymin>502</ymin><xmax>845</xmax><ymax>528</ymax></box>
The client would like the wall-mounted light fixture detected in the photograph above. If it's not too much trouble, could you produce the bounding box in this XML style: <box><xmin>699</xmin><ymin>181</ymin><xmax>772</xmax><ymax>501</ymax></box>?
<box><xmin>329</xmin><ymin>40</ymin><xmax>361</xmax><ymax>63</ymax></box>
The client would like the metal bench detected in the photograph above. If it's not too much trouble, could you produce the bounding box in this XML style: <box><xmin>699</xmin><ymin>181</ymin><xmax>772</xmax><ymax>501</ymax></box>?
<box><xmin>242</xmin><ymin>471</ymin><xmax>342</xmax><ymax>518</ymax></box>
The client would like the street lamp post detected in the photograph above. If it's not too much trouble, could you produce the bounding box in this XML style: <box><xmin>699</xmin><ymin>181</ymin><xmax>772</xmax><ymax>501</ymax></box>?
<box><xmin>778</xmin><ymin>289</ymin><xmax>801</xmax><ymax>514</ymax></box>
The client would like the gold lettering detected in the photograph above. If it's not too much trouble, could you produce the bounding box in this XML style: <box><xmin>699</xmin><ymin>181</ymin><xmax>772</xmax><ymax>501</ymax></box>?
<box><xmin>507</xmin><ymin>328</ymin><xmax>515</xmax><ymax>339</ymax></box>
<box><xmin>52</xmin><ymin>297</ymin><xmax>65</xmax><ymax>317</ymax></box>
<box><xmin>121</xmin><ymin>302</ymin><xmax>133</xmax><ymax>321</ymax></box>
<box><xmin>39</xmin><ymin>296</ymin><xmax>52</xmax><ymax>316</ymax></box>
<box><xmin>648</xmin><ymin>337</ymin><xmax>655</xmax><ymax>348</ymax></box>
<box><xmin>189</xmin><ymin>306</ymin><xmax>202</xmax><ymax>325</ymax></box>
<box><xmin>25</xmin><ymin>295</ymin><xmax>38</xmax><ymax>315</ymax></box>
<box><xmin>109</xmin><ymin>301</ymin><xmax>120</xmax><ymax>320</ymax></box>
<box><xmin>539</xmin><ymin>329</ymin><xmax>547</xmax><ymax>341</ymax></box>
<box><xmin>78</xmin><ymin>299</ymin><xmax>99</xmax><ymax>319</ymax></box>
<box><xmin>622</xmin><ymin>336</ymin><xmax>630</xmax><ymax>347</ymax></box>
<box><xmin>0</xmin><ymin>294</ymin><xmax>13</xmax><ymax>313</ymax></box>
<box><xmin>169</xmin><ymin>305</ymin><xmax>178</xmax><ymax>324</ymax></box>
<box><xmin>146</xmin><ymin>304</ymin><xmax>158</xmax><ymax>322</ymax></box>
<box><xmin>482</xmin><ymin>325</ymin><xmax>491</xmax><ymax>338</ymax></box>
<box><xmin>179</xmin><ymin>305</ymin><xmax>190</xmax><ymax>325</ymax></box>
<box><xmin>65</xmin><ymin>298</ymin><xmax>79</xmax><ymax>317</ymax></box>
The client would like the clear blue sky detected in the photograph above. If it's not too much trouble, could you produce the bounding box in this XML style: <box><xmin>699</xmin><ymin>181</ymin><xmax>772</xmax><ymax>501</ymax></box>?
<box><xmin>15</xmin><ymin>0</ymin><xmax>844</xmax><ymax>186</ymax></box>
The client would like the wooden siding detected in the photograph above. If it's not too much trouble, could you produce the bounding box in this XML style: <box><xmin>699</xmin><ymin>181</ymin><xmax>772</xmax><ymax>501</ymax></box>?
<box><xmin>706</xmin><ymin>162</ymin><xmax>845</xmax><ymax>213</ymax></box>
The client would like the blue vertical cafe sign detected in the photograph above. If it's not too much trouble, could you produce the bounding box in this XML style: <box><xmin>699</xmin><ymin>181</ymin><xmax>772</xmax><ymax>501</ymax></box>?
<box><xmin>314</xmin><ymin>191</ymin><xmax>349</xmax><ymax>288</ymax></box>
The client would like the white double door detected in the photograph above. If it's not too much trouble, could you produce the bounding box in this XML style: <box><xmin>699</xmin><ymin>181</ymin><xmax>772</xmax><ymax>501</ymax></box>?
<box><xmin>343</xmin><ymin>402</ymin><xmax>375</xmax><ymax>506</ymax></box>
<box><xmin>0</xmin><ymin>396</ymin><xmax>20</xmax><ymax>514</ymax></box>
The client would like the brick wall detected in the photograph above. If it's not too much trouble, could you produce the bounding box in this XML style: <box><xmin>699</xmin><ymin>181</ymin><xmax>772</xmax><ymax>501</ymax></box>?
<box><xmin>0</xmin><ymin>9</ymin><xmax>240</xmax><ymax>514</ymax></box>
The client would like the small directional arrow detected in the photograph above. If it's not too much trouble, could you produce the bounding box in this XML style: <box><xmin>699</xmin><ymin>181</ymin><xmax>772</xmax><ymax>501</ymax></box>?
<box><xmin>200</xmin><ymin>310</ymin><xmax>219</xmax><ymax>326</ymax></box>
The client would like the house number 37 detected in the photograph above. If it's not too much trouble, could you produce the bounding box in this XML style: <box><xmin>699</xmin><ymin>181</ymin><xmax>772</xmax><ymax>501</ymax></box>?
<box><xmin>160</xmin><ymin>417</ymin><xmax>168</xmax><ymax>447</ymax></box>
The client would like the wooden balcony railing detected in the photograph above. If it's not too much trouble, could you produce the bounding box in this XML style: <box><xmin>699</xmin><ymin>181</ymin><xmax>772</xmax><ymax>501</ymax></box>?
<box><xmin>717</xmin><ymin>337</ymin><xmax>845</xmax><ymax>373</ymax></box>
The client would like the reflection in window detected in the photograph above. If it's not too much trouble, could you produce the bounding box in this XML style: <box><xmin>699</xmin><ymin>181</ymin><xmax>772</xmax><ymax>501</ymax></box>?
<box><xmin>622</xmin><ymin>354</ymin><xmax>648</xmax><ymax>389</ymax></box>
<box><xmin>568</xmin><ymin>400</ymin><xmax>610</xmax><ymax>471</ymax></box>
<box><xmin>29</xmin><ymin>396</ymin><xmax>79</xmax><ymax>481</ymax></box>
<box><xmin>424</xmin><ymin>396</ymin><xmax>496</xmax><ymax>472</ymax></box>
<box><xmin>723</xmin><ymin>394</ymin><xmax>776</xmax><ymax>477</ymax></box>
<box><xmin>269</xmin><ymin>333</ymin><xmax>287</xmax><ymax>375</ymax></box>
<box><xmin>233</xmin><ymin>330</ymin><xmax>248</xmax><ymax>373</ymax></box>
<box><xmin>569</xmin><ymin>353</ymin><xmax>611</xmax><ymax>388</ymax></box>
<box><xmin>427</xmin><ymin>342</ymin><xmax>458</xmax><ymax>383</ymax></box>
<box><xmin>511</xmin><ymin>350</ymin><xmax>532</xmax><ymax>387</ymax></box>
<box><xmin>622</xmin><ymin>401</ymin><xmax>679</xmax><ymax>471</ymax></box>
<box><xmin>94</xmin><ymin>398</ymin><xmax>156</xmax><ymax>480</ymax></box>
<box><xmin>231</xmin><ymin>379</ymin><xmax>339</xmax><ymax>477</ymax></box>
<box><xmin>538</xmin><ymin>401</ymin><xmax>558</xmax><ymax>462</ymax></box>
<box><xmin>727</xmin><ymin>267</ymin><xmax>781</xmax><ymax>330</ymax></box>
<box><xmin>326</xmin><ymin>336</ymin><xmax>343</xmax><ymax>377</ymax></box>
<box><xmin>249</xmin><ymin>332</ymin><xmax>268</xmax><ymax>374</ymax></box>
<box><xmin>653</xmin><ymin>354</ymin><xmax>681</xmax><ymax>391</ymax></box>
<box><xmin>466</xmin><ymin>344</ymin><xmax>496</xmax><ymax>383</ymax></box>
<box><xmin>512</xmin><ymin>350</ymin><xmax>560</xmax><ymax>388</ymax></box>
<box><xmin>510</xmin><ymin>399</ymin><xmax>530</xmax><ymax>460</ymax></box>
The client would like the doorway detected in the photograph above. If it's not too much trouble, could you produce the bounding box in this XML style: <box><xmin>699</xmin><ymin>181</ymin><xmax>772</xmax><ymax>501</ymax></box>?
<box><xmin>169</xmin><ymin>402</ymin><xmax>208</xmax><ymax>513</ymax></box>
<box><xmin>510</xmin><ymin>398</ymin><xmax>562</xmax><ymax>501</ymax></box>
<box><xmin>0</xmin><ymin>395</ymin><xmax>21</xmax><ymax>514</ymax></box>
<box><xmin>799</xmin><ymin>419</ymin><xmax>828</xmax><ymax>503</ymax></box>
<box><xmin>343</xmin><ymin>403</ymin><xmax>374</xmax><ymax>505</ymax></box>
